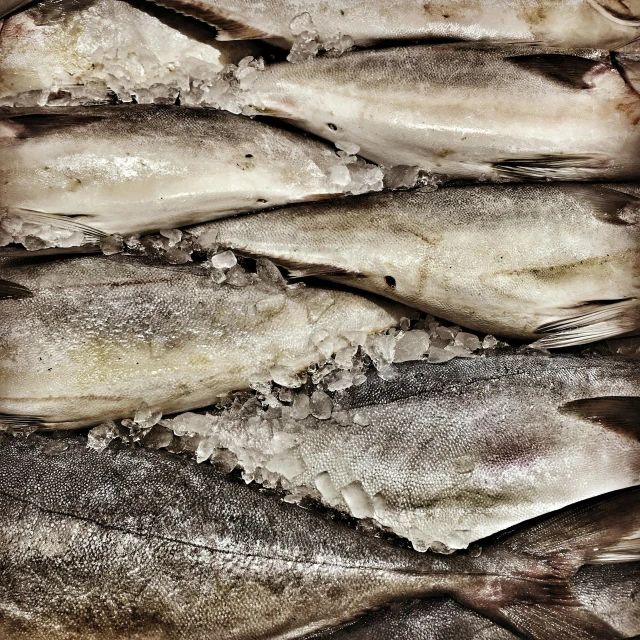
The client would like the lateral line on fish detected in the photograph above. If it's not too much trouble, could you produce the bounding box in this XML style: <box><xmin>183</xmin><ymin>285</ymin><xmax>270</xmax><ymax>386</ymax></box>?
<box><xmin>0</xmin><ymin>486</ymin><xmax>469</xmax><ymax>576</ymax></box>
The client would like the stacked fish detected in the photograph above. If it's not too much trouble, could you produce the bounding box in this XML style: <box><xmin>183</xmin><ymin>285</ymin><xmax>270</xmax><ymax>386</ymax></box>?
<box><xmin>0</xmin><ymin>1</ymin><xmax>639</xmax><ymax>638</ymax></box>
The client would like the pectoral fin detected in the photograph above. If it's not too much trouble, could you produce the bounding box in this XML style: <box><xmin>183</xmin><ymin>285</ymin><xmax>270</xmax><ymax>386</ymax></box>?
<box><xmin>493</xmin><ymin>155</ymin><xmax>611</xmax><ymax>181</ymax></box>
<box><xmin>506</xmin><ymin>54</ymin><xmax>605</xmax><ymax>90</ymax></box>
<box><xmin>532</xmin><ymin>298</ymin><xmax>640</xmax><ymax>348</ymax></box>
<box><xmin>0</xmin><ymin>279</ymin><xmax>33</xmax><ymax>299</ymax></box>
<box><xmin>559</xmin><ymin>396</ymin><xmax>640</xmax><ymax>440</ymax></box>
<box><xmin>12</xmin><ymin>208</ymin><xmax>106</xmax><ymax>240</ymax></box>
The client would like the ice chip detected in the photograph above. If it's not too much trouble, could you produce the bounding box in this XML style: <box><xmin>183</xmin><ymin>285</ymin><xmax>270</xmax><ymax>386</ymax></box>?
<box><xmin>483</xmin><ymin>335</ymin><xmax>499</xmax><ymax>350</ymax></box>
<box><xmin>330</xmin><ymin>164</ymin><xmax>351</xmax><ymax>187</ymax></box>
<box><xmin>87</xmin><ymin>421</ymin><xmax>119</xmax><ymax>452</ymax></box>
<box><xmin>326</xmin><ymin>370</ymin><xmax>354</xmax><ymax>391</ymax></box>
<box><xmin>134</xmin><ymin>402</ymin><xmax>152</xmax><ymax>425</ymax></box>
<box><xmin>270</xmin><ymin>367</ymin><xmax>305</xmax><ymax>389</ymax></box>
<box><xmin>196</xmin><ymin>438</ymin><xmax>217</xmax><ymax>464</ymax></box>
<box><xmin>341</xmin><ymin>481</ymin><xmax>374</xmax><ymax>519</ymax></box>
<box><xmin>455</xmin><ymin>332</ymin><xmax>481</xmax><ymax>352</ymax></box>
<box><xmin>256</xmin><ymin>258</ymin><xmax>287</xmax><ymax>288</ymax></box>
<box><xmin>377</xmin><ymin>364</ymin><xmax>399</xmax><ymax>381</ymax></box>
<box><xmin>428</xmin><ymin>347</ymin><xmax>456</xmax><ymax>364</ymax></box>
<box><xmin>225</xmin><ymin>264</ymin><xmax>251</xmax><ymax>287</ymax></box>
<box><xmin>352</xmin><ymin>412</ymin><xmax>370</xmax><ymax>427</ymax></box>
<box><xmin>314</xmin><ymin>471</ymin><xmax>342</xmax><ymax>506</ymax></box>
<box><xmin>159</xmin><ymin>228</ymin><xmax>182</xmax><ymax>247</ymax></box>
<box><xmin>291</xmin><ymin>393</ymin><xmax>311</xmax><ymax>420</ymax></box>
<box><xmin>393</xmin><ymin>330</ymin><xmax>430</xmax><ymax>363</ymax></box>
<box><xmin>384</xmin><ymin>165</ymin><xmax>421</xmax><ymax>189</ymax></box>
<box><xmin>210</xmin><ymin>250</ymin><xmax>237</xmax><ymax>270</ymax></box>
<box><xmin>310</xmin><ymin>390</ymin><xmax>332</xmax><ymax>420</ymax></box>
<box><xmin>335</xmin><ymin>140</ymin><xmax>360</xmax><ymax>155</ymax></box>
<box><xmin>289</xmin><ymin>12</ymin><xmax>316</xmax><ymax>37</ymax></box>
<box><xmin>266</xmin><ymin>450</ymin><xmax>306</xmax><ymax>480</ymax></box>
<box><xmin>365</xmin><ymin>333</ymin><xmax>396</xmax><ymax>369</ymax></box>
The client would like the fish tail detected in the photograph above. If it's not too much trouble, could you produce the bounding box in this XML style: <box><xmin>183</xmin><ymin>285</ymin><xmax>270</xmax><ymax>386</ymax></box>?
<box><xmin>455</xmin><ymin>487</ymin><xmax>639</xmax><ymax>639</ymax></box>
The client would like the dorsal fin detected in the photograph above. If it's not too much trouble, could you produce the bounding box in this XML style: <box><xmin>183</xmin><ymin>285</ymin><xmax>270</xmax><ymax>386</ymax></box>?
<box><xmin>2</xmin><ymin>112</ymin><xmax>105</xmax><ymax>139</ymax></box>
<box><xmin>559</xmin><ymin>396</ymin><xmax>640</xmax><ymax>441</ymax></box>
<box><xmin>506</xmin><ymin>54</ymin><xmax>604</xmax><ymax>90</ymax></box>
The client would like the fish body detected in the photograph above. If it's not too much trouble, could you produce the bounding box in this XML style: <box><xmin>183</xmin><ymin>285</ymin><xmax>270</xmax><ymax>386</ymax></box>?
<box><xmin>0</xmin><ymin>0</ymin><xmax>264</xmax><ymax>105</ymax></box>
<box><xmin>0</xmin><ymin>432</ymin><xmax>637</xmax><ymax>639</ymax></box>
<box><xmin>146</xmin><ymin>0</ymin><xmax>640</xmax><ymax>49</ymax></box>
<box><xmin>248</xmin><ymin>45</ymin><xmax>640</xmax><ymax>183</ymax></box>
<box><xmin>321</xmin><ymin>563</ymin><xmax>640</xmax><ymax>639</ymax></box>
<box><xmin>0</xmin><ymin>255</ymin><xmax>406</xmax><ymax>429</ymax></box>
<box><xmin>193</xmin><ymin>184</ymin><xmax>640</xmax><ymax>345</ymax></box>
<box><xmin>0</xmin><ymin>105</ymin><xmax>377</xmax><ymax>240</ymax></box>
<box><xmin>0</xmin><ymin>0</ymin><xmax>30</xmax><ymax>18</ymax></box>
<box><xmin>162</xmin><ymin>353</ymin><xmax>640</xmax><ymax>551</ymax></box>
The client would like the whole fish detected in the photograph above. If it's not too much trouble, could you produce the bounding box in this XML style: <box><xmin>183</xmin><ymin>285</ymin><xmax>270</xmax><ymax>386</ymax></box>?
<box><xmin>0</xmin><ymin>432</ymin><xmax>637</xmax><ymax>640</ymax></box>
<box><xmin>320</xmin><ymin>563</ymin><xmax>640</xmax><ymax>639</ymax></box>
<box><xmin>246</xmin><ymin>45</ymin><xmax>640</xmax><ymax>183</ymax></box>
<box><xmin>146</xmin><ymin>0</ymin><xmax>640</xmax><ymax>50</ymax></box>
<box><xmin>193</xmin><ymin>184</ymin><xmax>640</xmax><ymax>346</ymax></box>
<box><xmin>0</xmin><ymin>105</ymin><xmax>379</xmax><ymax>242</ymax></box>
<box><xmin>0</xmin><ymin>0</ymin><xmax>265</xmax><ymax>106</ymax></box>
<box><xmin>0</xmin><ymin>255</ymin><xmax>406</xmax><ymax>429</ymax></box>
<box><xmin>160</xmin><ymin>353</ymin><xmax>640</xmax><ymax>551</ymax></box>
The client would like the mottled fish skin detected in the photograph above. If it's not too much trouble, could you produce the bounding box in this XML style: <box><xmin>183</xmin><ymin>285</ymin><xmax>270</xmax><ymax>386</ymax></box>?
<box><xmin>0</xmin><ymin>433</ymin><xmax>637</xmax><ymax>640</ymax></box>
<box><xmin>0</xmin><ymin>0</ymin><xmax>265</xmax><ymax>105</ymax></box>
<box><xmin>0</xmin><ymin>105</ymin><xmax>366</xmax><ymax>238</ymax></box>
<box><xmin>165</xmin><ymin>353</ymin><xmax>640</xmax><ymax>551</ymax></box>
<box><xmin>320</xmin><ymin>563</ymin><xmax>640</xmax><ymax>639</ymax></box>
<box><xmin>0</xmin><ymin>255</ymin><xmax>406</xmax><ymax>429</ymax></box>
<box><xmin>145</xmin><ymin>0</ymin><xmax>640</xmax><ymax>49</ymax></box>
<box><xmin>247</xmin><ymin>44</ymin><xmax>640</xmax><ymax>183</ymax></box>
<box><xmin>193</xmin><ymin>184</ymin><xmax>640</xmax><ymax>344</ymax></box>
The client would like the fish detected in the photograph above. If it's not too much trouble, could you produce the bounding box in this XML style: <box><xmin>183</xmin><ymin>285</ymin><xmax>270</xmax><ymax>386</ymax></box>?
<box><xmin>0</xmin><ymin>0</ymin><xmax>30</xmax><ymax>19</ymax></box>
<box><xmin>145</xmin><ymin>0</ymin><xmax>640</xmax><ymax>50</ymax></box>
<box><xmin>0</xmin><ymin>431</ymin><xmax>638</xmax><ymax>640</ymax></box>
<box><xmin>191</xmin><ymin>183</ymin><xmax>640</xmax><ymax>346</ymax></box>
<box><xmin>0</xmin><ymin>0</ymin><xmax>266</xmax><ymax>105</ymax></box>
<box><xmin>0</xmin><ymin>254</ymin><xmax>407</xmax><ymax>429</ymax></box>
<box><xmin>0</xmin><ymin>105</ymin><xmax>380</xmax><ymax>243</ymax></box>
<box><xmin>157</xmin><ymin>352</ymin><xmax>640</xmax><ymax>551</ymax></box>
<box><xmin>319</xmin><ymin>563</ymin><xmax>640</xmax><ymax>639</ymax></box>
<box><xmin>246</xmin><ymin>44</ymin><xmax>640</xmax><ymax>183</ymax></box>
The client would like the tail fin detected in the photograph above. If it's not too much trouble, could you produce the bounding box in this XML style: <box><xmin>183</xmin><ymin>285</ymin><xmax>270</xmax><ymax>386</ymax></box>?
<box><xmin>457</xmin><ymin>487</ymin><xmax>640</xmax><ymax>640</ymax></box>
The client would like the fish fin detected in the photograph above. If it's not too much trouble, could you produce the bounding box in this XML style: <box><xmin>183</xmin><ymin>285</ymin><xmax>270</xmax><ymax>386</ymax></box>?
<box><xmin>492</xmin><ymin>155</ymin><xmax>608</xmax><ymax>181</ymax></box>
<box><xmin>12</xmin><ymin>208</ymin><xmax>107</xmax><ymax>240</ymax></box>
<box><xmin>611</xmin><ymin>52</ymin><xmax>640</xmax><ymax>96</ymax></box>
<box><xmin>560</xmin><ymin>184</ymin><xmax>640</xmax><ymax>226</ymax></box>
<box><xmin>281</xmin><ymin>260</ymin><xmax>360</xmax><ymax>280</ymax></box>
<box><xmin>506</xmin><ymin>54</ymin><xmax>604</xmax><ymax>90</ymax></box>
<box><xmin>0</xmin><ymin>243</ymin><xmax>101</xmax><ymax>258</ymax></box>
<box><xmin>458</xmin><ymin>487</ymin><xmax>639</xmax><ymax>640</ymax></box>
<box><xmin>0</xmin><ymin>414</ymin><xmax>45</xmax><ymax>433</ymax></box>
<box><xmin>532</xmin><ymin>298</ymin><xmax>640</xmax><ymax>348</ymax></box>
<box><xmin>559</xmin><ymin>396</ymin><xmax>639</xmax><ymax>441</ymax></box>
<box><xmin>149</xmin><ymin>0</ymin><xmax>268</xmax><ymax>39</ymax></box>
<box><xmin>0</xmin><ymin>278</ymin><xmax>33</xmax><ymax>299</ymax></box>
<box><xmin>2</xmin><ymin>111</ymin><xmax>105</xmax><ymax>138</ymax></box>
<box><xmin>586</xmin><ymin>0</ymin><xmax>640</xmax><ymax>26</ymax></box>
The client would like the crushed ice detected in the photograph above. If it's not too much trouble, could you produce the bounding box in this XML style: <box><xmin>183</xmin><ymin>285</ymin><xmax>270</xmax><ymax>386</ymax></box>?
<box><xmin>286</xmin><ymin>13</ymin><xmax>354</xmax><ymax>64</ymax></box>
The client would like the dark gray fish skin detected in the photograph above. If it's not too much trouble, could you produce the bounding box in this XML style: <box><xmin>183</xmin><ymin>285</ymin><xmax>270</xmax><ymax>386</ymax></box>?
<box><xmin>144</xmin><ymin>0</ymin><xmax>640</xmax><ymax>49</ymax></box>
<box><xmin>193</xmin><ymin>184</ymin><xmax>640</xmax><ymax>345</ymax></box>
<box><xmin>0</xmin><ymin>432</ymin><xmax>638</xmax><ymax>640</ymax></box>
<box><xmin>247</xmin><ymin>45</ymin><xmax>640</xmax><ymax>183</ymax></box>
<box><xmin>319</xmin><ymin>563</ymin><xmax>640</xmax><ymax>639</ymax></box>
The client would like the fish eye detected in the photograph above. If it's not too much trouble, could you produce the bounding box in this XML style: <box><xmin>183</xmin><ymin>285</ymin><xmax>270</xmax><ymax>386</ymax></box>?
<box><xmin>385</xmin><ymin>276</ymin><xmax>396</xmax><ymax>289</ymax></box>
<box><xmin>245</xmin><ymin>154</ymin><xmax>253</xmax><ymax>158</ymax></box>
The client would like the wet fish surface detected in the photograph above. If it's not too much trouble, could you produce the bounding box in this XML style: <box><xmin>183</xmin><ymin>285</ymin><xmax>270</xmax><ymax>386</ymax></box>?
<box><xmin>0</xmin><ymin>432</ymin><xmax>638</xmax><ymax>639</ymax></box>
<box><xmin>0</xmin><ymin>0</ymin><xmax>264</xmax><ymax>106</ymax></box>
<box><xmin>0</xmin><ymin>254</ymin><xmax>406</xmax><ymax>429</ymax></box>
<box><xmin>160</xmin><ymin>353</ymin><xmax>640</xmax><ymax>551</ymax></box>
<box><xmin>0</xmin><ymin>105</ymin><xmax>379</xmax><ymax>242</ymax></box>
<box><xmin>193</xmin><ymin>184</ymin><xmax>640</xmax><ymax>345</ymax></box>
<box><xmin>319</xmin><ymin>562</ymin><xmax>640</xmax><ymax>639</ymax></box>
<box><xmin>145</xmin><ymin>0</ymin><xmax>640</xmax><ymax>49</ymax></box>
<box><xmin>247</xmin><ymin>44</ymin><xmax>640</xmax><ymax>183</ymax></box>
